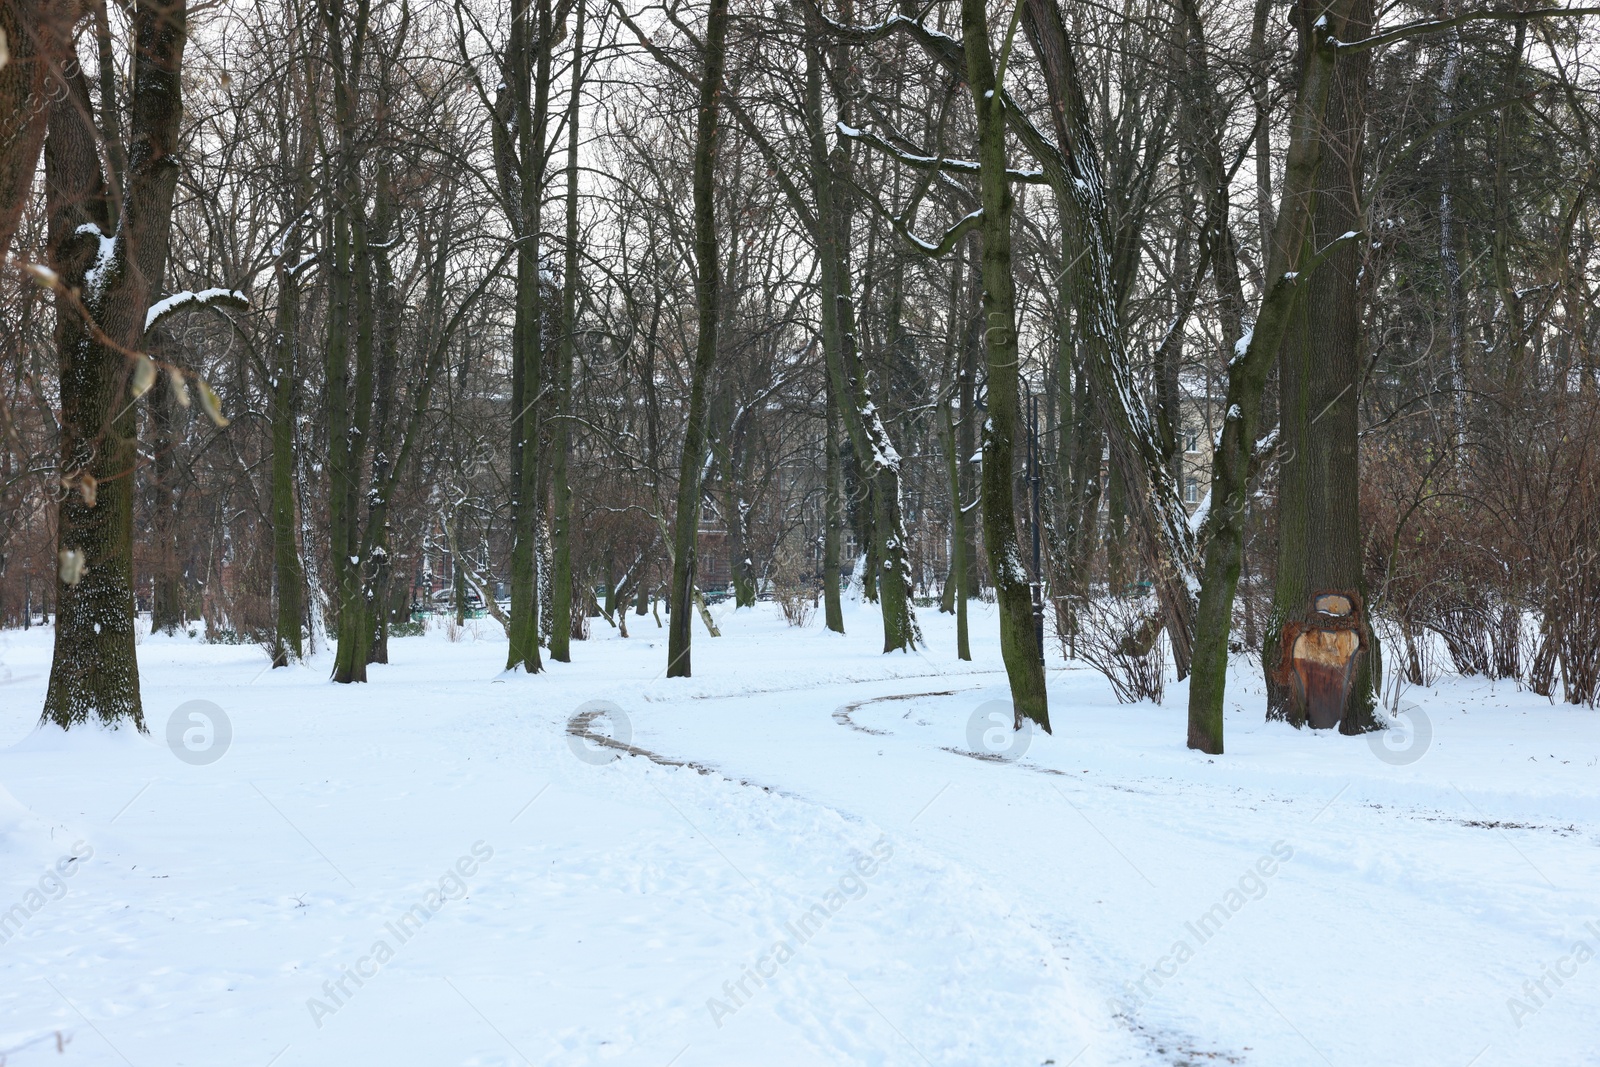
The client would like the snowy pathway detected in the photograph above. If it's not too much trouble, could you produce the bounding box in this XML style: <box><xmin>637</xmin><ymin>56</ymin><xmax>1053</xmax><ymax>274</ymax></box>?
<box><xmin>2</xmin><ymin>604</ymin><xmax>1597</xmax><ymax>1066</ymax></box>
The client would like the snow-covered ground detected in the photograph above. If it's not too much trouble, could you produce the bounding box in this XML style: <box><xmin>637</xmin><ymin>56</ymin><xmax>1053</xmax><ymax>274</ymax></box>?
<box><xmin>2</xmin><ymin>602</ymin><xmax>1597</xmax><ymax>1067</ymax></box>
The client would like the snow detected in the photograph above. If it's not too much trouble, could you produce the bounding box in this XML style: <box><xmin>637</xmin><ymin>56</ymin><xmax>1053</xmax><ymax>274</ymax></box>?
<box><xmin>77</xmin><ymin>225</ymin><xmax>118</xmax><ymax>301</ymax></box>
<box><xmin>0</xmin><ymin>781</ymin><xmax>57</xmax><ymax>869</ymax></box>
<box><xmin>144</xmin><ymin>288</ymin><xmax>249</xmax><ymax>332</ymax></box>
<box><xmin>1187</xmin><ymin>488</ymin><xmax>1211</xmax><ymax>534</ymax></box>
<box><xmin>1230</xmin><ymin>327</ymin><xmax>1254</xmax><ymax>364</ymax></box>
<box><xmin>2</xmin><ymin>611</ymin><xmax>1598</xmax><ymax>1066</ymax></box>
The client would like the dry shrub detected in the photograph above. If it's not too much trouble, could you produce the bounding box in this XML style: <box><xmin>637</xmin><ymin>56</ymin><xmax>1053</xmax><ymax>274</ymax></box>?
<box><xmin>780</xmin><ymin>592</ymin><xmax>815</xmax><ymax>628</ymax></box>
<box><xmin>1066</xmin><ymin>593</ymin><xmax>1165</xmax><ymax>704</ymax></box>
<box><xmin>770</xmin><ymin>536</ymin><xmax>815</xmax><ymax>628</ymax></box>
<box><xmin>1365</xmin><ymin>378</ymin><xmax>1600</xmax><ymax>707</ymax></box>
<box><xmin>1485</xmin><ymin>391</ymin><xmax>1600</xmax><ymax>706</ymax></box>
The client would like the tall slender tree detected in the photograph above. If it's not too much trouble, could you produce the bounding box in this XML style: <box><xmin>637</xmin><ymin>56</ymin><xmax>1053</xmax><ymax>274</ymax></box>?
<box><xmin>550</xmin><ymin>0</ymin><xmax>585</xmax><ymax>663</ymax></box>
<box><xmin>506</xmin><ymin>0</ymin><xmax>555</xmax><ymax>674</ymax></box>
<box><xmin>665</xmin><ymin>0</ymin><xmax>730</xmax><ymax>677</ymax></box>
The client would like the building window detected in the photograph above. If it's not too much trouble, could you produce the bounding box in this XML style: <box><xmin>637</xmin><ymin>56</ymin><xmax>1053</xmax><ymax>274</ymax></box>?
<box><xmin>1185</xmin><ymin>476</ymin><xmax>1199</xmax><ymax>504</ymax></box>
<box><xmin>1184</xmin><ymin>427</ymin><xmax>1199</xmax><ymax>454</ymax></box>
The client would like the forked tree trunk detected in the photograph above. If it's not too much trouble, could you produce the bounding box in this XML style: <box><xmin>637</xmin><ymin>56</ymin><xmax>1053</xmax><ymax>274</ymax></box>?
<box><xmin>1019</xmin><ymin>0</ymin><xmax>1198</xmax><ymax>679</ymax></box>
<box><xmin>802</xmin><ymin>25</ymin><xmax>919</xmax><ymax>653</ymax></box>
<box><xmin>1188</xmin><ymin>0</ymin><xmax>1372</xmax><ymax>749</ymax></box>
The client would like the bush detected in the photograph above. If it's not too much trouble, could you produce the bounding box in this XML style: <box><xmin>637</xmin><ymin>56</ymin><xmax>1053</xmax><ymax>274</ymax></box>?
<box><xmin>779</xmin><ymin>590</ymin><xmax>815</xmax><ymax>628</ymax></box>
<box><xmin>1064</xmin><ymin>593</ymin><xmax>1166</xmax><ymax>704</ymax></box>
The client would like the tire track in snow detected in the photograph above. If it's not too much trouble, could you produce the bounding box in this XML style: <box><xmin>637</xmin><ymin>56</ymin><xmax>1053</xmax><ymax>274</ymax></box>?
<box><xmin>566</xmin><ymin>686</ymin><xmax>1143</xmax><ymax>1066</ymax></box>
<box><xmin>828</xmin><ymin>689</ymin><xmax>1268</xmax><ymax>1067</ymax></box>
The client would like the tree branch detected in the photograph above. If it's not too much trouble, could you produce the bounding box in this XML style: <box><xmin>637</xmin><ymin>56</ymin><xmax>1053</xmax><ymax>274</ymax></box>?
<box><xmin>837</xmin><ymin>122</ymin><xmax>1047</xmax><ymax>184</ymax></box>
<box><xmin>1333</xmin><ymin>6</ymin><xmax>1600</xmax><ymax>52</ymax></box>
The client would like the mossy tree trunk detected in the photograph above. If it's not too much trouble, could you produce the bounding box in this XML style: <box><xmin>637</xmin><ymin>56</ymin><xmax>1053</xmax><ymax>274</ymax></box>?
<box><xmin>1187</xmin><ymin>0</ymin><xmax>1375</xmax><ymax>749</ymax></box>
<box><xmin>964</xmin><ymin>0</ymin><xmax>1049</xmax><ymax>730</ymax></box>
<box><xmin>323</xmin><ymin>0</ymin><xmax>374</xmax><ymax>685</ymax></box>
<box><xmin>506</xmin><ymin>0</ymin><xmax>553</xmax><ymax>675</ymax></box>
<box><xmin>1265</xmin><ymin>0</ymin><xmax>1379</xmax><ymax>735</ymax></box>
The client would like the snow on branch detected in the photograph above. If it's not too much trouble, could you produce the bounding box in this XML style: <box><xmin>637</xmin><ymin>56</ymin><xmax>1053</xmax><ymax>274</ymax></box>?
<box><xmin>845</xmin><ymin>167</ymin><xmax>983</xmax><ymax>258</ymax></box>
<box><xmin>837</xmin><ymin>122</ymin><xmax>1047</xmax><ymax>185</ymax></box>
<box><xmin>903</xmin><ymin>209</ymin><xmax>984</xmax><ymax>257</ymax></box>
<box><xmin>145</xmin><ymin>288</ymin><xmax>249</xmax><ymax>335</ymax></box>
<box><xmin>1332</xmin><ymin>5</ymin><xmax>1600</xmax><ymax>52</ymax></box>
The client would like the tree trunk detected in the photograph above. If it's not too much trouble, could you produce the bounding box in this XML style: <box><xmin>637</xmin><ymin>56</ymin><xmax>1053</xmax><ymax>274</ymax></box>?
<box><xmin>966</xmin><ymin>0</ymin><xmax>1048</xmax><ymax>730</ymax></box>
<box><xmin>1265</xmin><ymin>0</ymin><xmax>1380</xmax><ymax>735</ymax></box>
<box><xmin>803</xmin><ymin>26</ymin><xmax>918</xmax><ymax>653</ymax></box>
<box><xmin>1492</xmin><ymin>22</ymin><xmax>1527</xmax><ymax>381</ymax></box>
<box><xmin>959</xmin><ymin>267</ymin><xmax>982</xmax><ymax>597</ymax></box>
<box><xmin>1437</xmin><ymin>10</ymin><xmax>1467</xmax><ymax>462</ymax></box>
<box><xmin>42</xmin><ymin>0</ymin><xmax>189</xmax><ymax>731</ymax></box>
<box><xmin>665</xmin><ymin>0</ymin><xmax>729</xmax><ymax>678</ymax></box>
<box><xmin>147</xmin><ymin>336</ymin><xmax>184</xmax><ymax>635</ymax></box>
<box><xmin>271</xmin><ymin>244</ymin><xmax>304</xmax><ymax>666</ymax></box>
<box><xmin>0</xmin><ymin>1</ymin><xmax>71</xmax><ymax>263</ymax></box>
<box><xmin>365</xmin><ymin>177</ymin><xmax>401</xmax><ymax>668</ymax></box>
<box><xmin>943</xmin><ymin>400</ymin><xmax>971</xmax><ymax>660</ymax></box>
<box><xmin>823</xmin><ymin>362</ymin><xmax>845</xmax><ymax>633</ymax></box>
<box><xmin>1019</xmin><ymin>0</ymin><xmax>1198</xmax><ymax>678</ymax></box>
<box><xmin>323</xmin><ymin>0</ymin><xmax>373</xmax><ymax>684</ymax></box>
<box><xmin>506</xmin><ymin>0</ymin><xmax>552</xmax><ymax>674</ymax></box>
<box><xmin>1189</xmin><ymin>0</ymin><xmax>1370</xmax><ymax>749</ymax></box>
<box><xmin>550</xmin><ymin>0</ymin><xmax>585</xmax><ymax>663</ymax></box>
<box><xmin>453</xmin><ymin>510</ymin><xmax>469</xmax><ymax>625</ymax></box>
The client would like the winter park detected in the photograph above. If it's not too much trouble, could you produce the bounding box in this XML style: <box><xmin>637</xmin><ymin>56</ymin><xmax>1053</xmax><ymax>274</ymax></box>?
<box><xmin>2</xmin><ymin>0</ymin><xmax>1600</xmax><ymax>1064</ymax></box>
